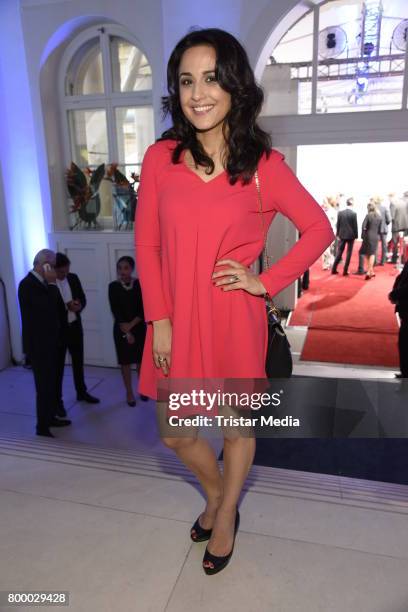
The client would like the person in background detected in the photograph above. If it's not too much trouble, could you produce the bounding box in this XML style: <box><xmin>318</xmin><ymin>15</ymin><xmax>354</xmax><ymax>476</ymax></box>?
<box><xmin>108</xmin><ymin>256</ymin><xmax>148</xmax><ymax>406</ymax></box>
<box><xmin>55</xmin><ymin>253</ymin><xmax>100</xmax><ymax>416</ymax></box>
<box><xmin>355</xmin><ymin>252</ymin><xmax>366</xmax><ymax>275</ymax></box>
<box><xmin>375</xmin><ymin>196</ymin><xmax>391</xmax><ymax>266</ymax></box>
<box><xmin>18</xmin><ymin>249</ymin><xmax>71</xmax><ymax>437</ymax></box>
<box><xmin>390</xmin><ymin>193</ymin><xmax>408</xmax><ymax>264</ymax></box>
<box><xmin>298</xmin><ymin>233</ymin><xmax>310</xmax><ymax>295</ymax></box>
<box><xmin>321</xmin><ymin>197</ymin><xmax>337</xmax><ymax>270</ymax></box>
<box><xmin>331</xmin><ymin>197</ymin><xmax>358</xmax><ymax>276</ymax></box>
<box><xmin>404</xmin><ymin>192</ymin><xmax>408</xmax><ymax>232</ymax></box>
<box><xmin>389</xmin><ymin>259</ymin><xmax>408</xmax><ymax>378</ymax></box>
<box><xmin>359</xmin><ymin>202</ymin><xmax>382</xmax><ymax>280</ymax></box>
<box><xmin>336</xmin><ymin>193</ymin><xmax>346</xmax><ymax>211</ymax></box>
<box><xmin>301</xmin><ymin>269</ymin><xmax>310</xmax><ymax>291</ymax></box>
<box><xmin>355</xmin><ymin>196</ymin><xmax>376</xmax><ymax>276</ymax></box>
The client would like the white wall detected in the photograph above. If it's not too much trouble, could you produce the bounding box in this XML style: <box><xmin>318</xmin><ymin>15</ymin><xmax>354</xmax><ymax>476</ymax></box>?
<box><xmin>160</xmin><ymin>0</ymin><xmax>305</xmax><ymax>81</ymax></box>
<box><xmin>49</xmin><ymin>231</ymin><xmax>136</xmax><ymax>366</ymax></box>
<box><xmin>0</xmin><ymin>163</ymin><xmax>12</xmax><ymax>370</ymax></box>
<box><xmin>161</xmin><ymin>0</ymin><xmax>242</xmax><ymax>59</ymax></box>
<box><xmin>0</xmin><ymin>0</ymin><xmax>48</xmax><ymax>361</ymax></box>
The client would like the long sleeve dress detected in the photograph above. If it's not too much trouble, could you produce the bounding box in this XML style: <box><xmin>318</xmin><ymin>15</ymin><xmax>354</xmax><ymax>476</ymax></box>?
<box><xmin>108</xmin><ymin>279</ymin><xmax>146</xmax><ymax>365</ymax></box>
<box><xmin>134</xmin><ymin>139</ymin><xmax>334</xmax><ymax>400</ymax></box>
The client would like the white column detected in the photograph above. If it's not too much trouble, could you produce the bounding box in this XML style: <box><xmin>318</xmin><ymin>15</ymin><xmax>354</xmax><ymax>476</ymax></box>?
<box><xmin>0</xmin><ymin>0</ymin><xmax>48</xmax><ymax>362</ymax></box>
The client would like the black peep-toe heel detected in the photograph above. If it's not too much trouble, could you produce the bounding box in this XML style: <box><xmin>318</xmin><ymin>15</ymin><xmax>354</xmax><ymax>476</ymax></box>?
<box><xmin>190</xmin><ymin>513</ymin><xmax>212</xmax><ymax>542</ymax></box>
<box><xmin>202</xmin><ymin>507</ymin><xmax>240</xmax><ymax>575</ymax></box>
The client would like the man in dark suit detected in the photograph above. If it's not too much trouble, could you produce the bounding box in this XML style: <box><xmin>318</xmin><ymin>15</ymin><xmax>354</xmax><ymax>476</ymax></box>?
<box><xmin>18</xmin><ymin>249</ymin><xmax>72</xmax><ymax>437</ymax></box>
<box><xmin>331</xmin><ymin>198</ymin><xmax>358</xmax><ymax>276</ymax></box>
<box><xmin>389</xmin><ymin>260</ymin><xmax>408</xmax><ymax>378</ymax></box>
<box><xmin>377</xmin><ymin>199</ymin><xmax>391</xmax><ymax>265</ymax></box>
<box><xmin>55</xmin><ymin>252</ymin><xmax>99</xmax><ymax>416</ymax></box>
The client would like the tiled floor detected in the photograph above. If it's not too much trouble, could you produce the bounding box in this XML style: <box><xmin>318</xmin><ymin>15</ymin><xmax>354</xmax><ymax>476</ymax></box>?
<box><xmin>1</xmin><ymin>363</ymin><xmax>408</xmax><ymax>612</ymax></box>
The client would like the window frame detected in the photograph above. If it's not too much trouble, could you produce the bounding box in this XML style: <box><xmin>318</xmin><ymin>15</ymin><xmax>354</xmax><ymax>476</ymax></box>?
<box><xmin>59</xmin><ymin>24</ymin><xmax>154</xmax><ymax>229</ymax></box>
<box><xmin>266</xmin><ymin>0</ymin><xmax>408</xmax><ymax>115</ymax></box>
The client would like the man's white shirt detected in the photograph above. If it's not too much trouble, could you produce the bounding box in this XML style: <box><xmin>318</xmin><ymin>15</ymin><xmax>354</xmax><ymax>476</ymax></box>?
<box><xmin>56</xmin><ymin>277</ymin><xmax>77</xmax><ymax>323</ymax></box>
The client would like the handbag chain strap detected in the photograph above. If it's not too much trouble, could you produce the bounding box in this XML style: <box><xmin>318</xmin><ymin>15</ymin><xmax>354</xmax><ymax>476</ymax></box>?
<box><xmin>254</xmin><ymin>168</ymin><xmax>281</xmax><ymax>320</ymax></box>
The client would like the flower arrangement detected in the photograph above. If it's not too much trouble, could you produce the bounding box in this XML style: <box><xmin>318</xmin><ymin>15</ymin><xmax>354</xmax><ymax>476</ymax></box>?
<box><xmin>107</xmin><ymin>163</ymin><xmax>139</xmax><ymax>230</ymax></box>
<box><xmin>65</xmin><ymin>163</ymin><xmax>105</xmax><ymax>229</ymax></box>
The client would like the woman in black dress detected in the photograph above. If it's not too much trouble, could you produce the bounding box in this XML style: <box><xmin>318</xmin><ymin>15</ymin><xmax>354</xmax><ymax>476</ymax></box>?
<box><xmin>108</xmin><ymin>256</ymin><xmax>147</xmax><ymax>405</ymax></box>
<box><xmin>359</xmin><ymin>202</ymin><xmax>382</xmax><ymax>280</ymax></box>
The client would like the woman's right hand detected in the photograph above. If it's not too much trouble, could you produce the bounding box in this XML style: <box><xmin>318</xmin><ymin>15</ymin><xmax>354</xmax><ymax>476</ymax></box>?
<box><xmin>126</xmin><ymin>332</ymin><xmax>135</xmax><ymax>345</ymax></box>
<box><xmin>152</xmin><ymin>318</ymin><xmax>172</xmax><ymax>375</ymax></box>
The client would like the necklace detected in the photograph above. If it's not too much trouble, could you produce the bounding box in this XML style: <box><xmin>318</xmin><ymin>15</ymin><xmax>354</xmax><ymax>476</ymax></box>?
<box><xmin>119</xmin><ymin>278</ymin><xmax>134</xmax><ymax>290</ymax></box>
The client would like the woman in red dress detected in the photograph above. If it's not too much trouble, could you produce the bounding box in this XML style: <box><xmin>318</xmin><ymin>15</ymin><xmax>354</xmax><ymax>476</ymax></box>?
<box><xmin>135</xmin><ymin>28</ymin><xmax>334</xmax><ymax>575</ymax></box>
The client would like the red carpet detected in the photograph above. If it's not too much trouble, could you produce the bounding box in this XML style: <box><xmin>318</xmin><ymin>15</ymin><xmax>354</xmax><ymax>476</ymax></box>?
<box><xmin>289</xmin><ymin>243</ymin><xmax>400</xmax><ymax>367</ymax></box>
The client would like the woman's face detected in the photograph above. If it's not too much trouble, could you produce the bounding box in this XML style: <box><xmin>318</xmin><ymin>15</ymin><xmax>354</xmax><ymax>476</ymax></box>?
<box><xmin>178</xmin><ymin>45</ymin><xmax>231</xmax><ymax>134</ymax></box>
<box><xmin>117</xmin><ymin>261</ymin><xmax>133</xmax><ymax>281</ymax></box>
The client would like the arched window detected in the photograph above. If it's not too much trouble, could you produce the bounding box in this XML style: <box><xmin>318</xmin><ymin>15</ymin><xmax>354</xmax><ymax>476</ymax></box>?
<box><xmin>60</xmin><ymin>25</ymin><xmax>154</xmax><ymax>229</ymax></box>
<box><xmin>261</xmin><ymin>0</ymin><xmax>408</xmax><ymax>116</ymax></box>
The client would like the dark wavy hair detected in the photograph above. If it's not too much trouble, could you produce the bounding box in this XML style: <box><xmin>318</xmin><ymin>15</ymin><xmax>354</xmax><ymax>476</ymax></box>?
<box><xmin>158</xmin><ymin>27</ymin><xmax>272</xmax><ymax>186</ymax></box>
<box><xmin>55</xmin><ymin>252</ymin><xmax>70</xmax><ymax>268</ymax></box>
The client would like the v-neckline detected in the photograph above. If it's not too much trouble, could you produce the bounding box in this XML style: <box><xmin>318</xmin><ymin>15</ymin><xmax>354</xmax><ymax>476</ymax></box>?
<box><xmin>181</xmin><ymin>149</ymin><xmax>227</xmax><ymax>185</ymax></box>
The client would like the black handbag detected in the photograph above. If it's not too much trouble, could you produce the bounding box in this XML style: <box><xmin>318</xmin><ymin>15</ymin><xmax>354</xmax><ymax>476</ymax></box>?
<box><xmin>254</xmin><ymin>169</ymin><xmax>293</xmax><ymax>378</ymax></box>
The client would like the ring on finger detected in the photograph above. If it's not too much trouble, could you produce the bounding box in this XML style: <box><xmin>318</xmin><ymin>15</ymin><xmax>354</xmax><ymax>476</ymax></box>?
<box><xmin>229</xmin><ymin>274</ymin><xmax>239</xmax><ymax>283</ymax></box>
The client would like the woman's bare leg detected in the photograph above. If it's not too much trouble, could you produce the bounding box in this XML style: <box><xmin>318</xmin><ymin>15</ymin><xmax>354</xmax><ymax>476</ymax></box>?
<box><xmin>174</xmin><ymin>438</ymin><xmax>224</xmax><ymax>527</ymax></box>
<box><xmin>366</xmin><ymin>255</ymin><xmax>375</xmax><ymax>276</ymax></box>
<box><xmin>203</xmin><ymin>404</ymin><xmax>256</xmax><ymax>567</ymax></box>
<box><xmin>369</xmin><ymin>255</ymin><xmax>375</xmax><ymax>276</ymax></box>
<box><xmin>156</xmin><ymin>402</ymin><xmax>223</xmax><ymax>528</ymax></box>
<box><xmin>203</xmin><ymin>435</ymin><xmax>255</xmax><ymax>564</ymax></box>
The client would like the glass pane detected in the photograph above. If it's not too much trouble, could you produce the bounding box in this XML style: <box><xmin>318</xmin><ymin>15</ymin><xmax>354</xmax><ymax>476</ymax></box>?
<box><xmin>68</xmin><ymin>109</ymin><xmax>108</xmax><ymax>166</ymax></box>
<box><xmin>68</xmin><ymin>169</ymin><xmax>113</xmax><ymax>230</ymax></box>
<box><xmin>66</xmin><ymin>38</ymin><xmax>104</xmax><ymax>95</ymax></box>
<box><xmin>260</xmin><ymin>12</ymin><xmax>314</xmax><ymax>116</ymax></box>
<box><xmin>115</xmin><ymin>106</ymin><xmax>154</xmax><ymax>178</ymax></box>
<box><xmin>110</xmin><ymin>37</ymin><xmax>152</xmax><ymax>92</ymax></box>
<box><xmin>260</xmin><ymin>0</ymin><xmax>408</xmax><ymax>116</ymax></box>
<box><xmin>98</xmin><ymin>176</ymin><xmax>113</xmax><ymax>217</ymax></box>
<box><xmin>382</xmin><ymin>1</ymin><xmax>408</xmax><ymax>109</ymax></box>
<box><xmin>316</xmin><ymin>0</ymin><xmax>405</xmax><ymax>113</ymax></box>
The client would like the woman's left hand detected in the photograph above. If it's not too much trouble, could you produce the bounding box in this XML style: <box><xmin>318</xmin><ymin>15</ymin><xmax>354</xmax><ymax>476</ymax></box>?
<box><xmin>212</xmin><ymin>259</ymin><xmax>267</xmax><ymax>296</ymax></box>
<box><xmin>120</xmin><ymin>322</ymin><xmax>131</xmax><ymax>333</ymax></box>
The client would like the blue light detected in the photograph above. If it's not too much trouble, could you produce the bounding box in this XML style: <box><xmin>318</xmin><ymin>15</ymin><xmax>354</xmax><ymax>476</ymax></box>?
<box><xmin>0</xmin><ymin>0</ymin><xmax>47</xmax><ymax>285</ymax></box>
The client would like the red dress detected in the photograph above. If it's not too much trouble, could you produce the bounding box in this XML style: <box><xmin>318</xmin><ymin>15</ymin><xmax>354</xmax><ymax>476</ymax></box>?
<box><xmin>134</xmin><ymin>139</ymin><xmax>334</xmax><ymax>400</ymax></box>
